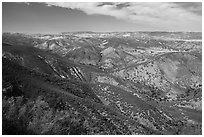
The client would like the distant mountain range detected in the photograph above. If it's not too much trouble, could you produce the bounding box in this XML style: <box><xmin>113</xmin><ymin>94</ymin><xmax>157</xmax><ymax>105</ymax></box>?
<box><xmin>2</xmin><ymin>32</ymin><xmax>202</xmax><ymax>135</ymax></box>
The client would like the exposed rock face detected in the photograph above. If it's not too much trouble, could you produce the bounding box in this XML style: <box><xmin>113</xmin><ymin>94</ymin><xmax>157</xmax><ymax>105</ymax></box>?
<box><xmin>2</xmin><ymin>32</ymin><xmax>202</xmax><ymax>135</ymax></box>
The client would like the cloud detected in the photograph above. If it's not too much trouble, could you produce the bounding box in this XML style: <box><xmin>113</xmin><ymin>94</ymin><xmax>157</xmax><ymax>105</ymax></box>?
<box><xmin>44</xmin><ymin>2</ymin><xmax>202</xmax><ymax>31</ymax></box>
<box><xmin>174</xmin><ymin>2</ymin><xmax>202</xmax><ymax>15</ymax></box>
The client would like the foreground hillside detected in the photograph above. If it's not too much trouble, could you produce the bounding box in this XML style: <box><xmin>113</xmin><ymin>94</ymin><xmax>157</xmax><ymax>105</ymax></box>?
<box><xmin>2</xmin><ymin>32</ymin><xmax>202</xmax><ymax>135</ymax></box>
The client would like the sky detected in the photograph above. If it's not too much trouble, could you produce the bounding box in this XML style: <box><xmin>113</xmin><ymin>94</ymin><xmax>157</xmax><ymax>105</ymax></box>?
<box><xmin>2</xmin><ymin>2</ymin><xmax>202</xmax><ymax>34</ymax></box>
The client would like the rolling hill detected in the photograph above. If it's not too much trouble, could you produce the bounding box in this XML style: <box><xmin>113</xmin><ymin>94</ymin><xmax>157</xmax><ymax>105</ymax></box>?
<box><xmin>2</xmin><ymin>32</ymin><xmax>202</xmax><ymax>135</ymax></box>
